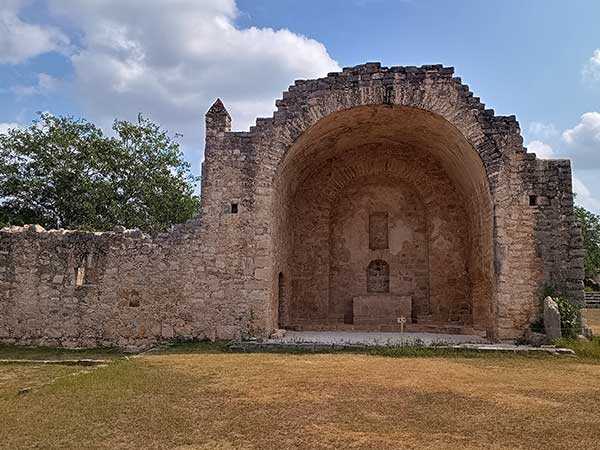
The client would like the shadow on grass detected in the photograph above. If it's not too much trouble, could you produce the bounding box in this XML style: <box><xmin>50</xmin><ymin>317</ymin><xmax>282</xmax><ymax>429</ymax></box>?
<box><xmin>149</xmin><ymin>340</ymin><xmax>232</xmax><ymax>355</ymax></box>
<box><xmin>151</xmin><ymin>340</ymin><xmax>567</xmax><ymax>361</ymax></box>
<box><xmin>4</xmin><ymin>337</ymin><xmax>599</xmax><ymax>362</ymax></box>
<box><xmin>0</xmin><ymin>344</ymin><xmax>125</xmax><ymax>361</ymax></box>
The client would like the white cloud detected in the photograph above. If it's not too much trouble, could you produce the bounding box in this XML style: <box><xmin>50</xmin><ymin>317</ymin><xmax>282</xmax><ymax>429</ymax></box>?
<box><xmin>12</xmin><ymin>73</ymin><xmax>60</xmax><ymax>97</ymax></box>
<box><xmin>526</xmin><ymin>140</ymin><xmax>555</xmax><ymax>159</ymax></box>
<box><xmin>527</xmin><ymin>122</ymin><xmax>558</xmax><ymax>141</ymax></box>
<box><xmin>526</xmin><ymin>114</ymin><xmax>600</xmax><ymax>211</ymax></box>
<box><xmin>0</xmin><ymin>0</ymin><xmax>68</xmax><ymax>64</ymax></box>
<box><xmin>0</xmin><ymin>122</ymin><xmax>20</xmax><ymax>134</ymax></box>
<box><xmin>574</xmin><ymin>176</ymin><xmax>600</xmax><ymax>212</ymax></box>
<box><xmin>47</xmin><ymin>0</ymin><xmax>340</xmax><ymax>156</ymax></box>
<box><xmin>562</xmin><ymin>112</ymin><xmax>600</xmax><ymax>167</ymax></box>
<box><xmin>583</xmin><ymin>49</ymin><xmax>600</xmax><ymax>84</ymax></box>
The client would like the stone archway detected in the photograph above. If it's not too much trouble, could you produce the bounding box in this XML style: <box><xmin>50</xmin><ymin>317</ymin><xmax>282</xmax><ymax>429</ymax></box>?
<box><xmin>199</xmin><ymin>63</ymin><xmax>582</xmax><ymax>342</ymax></box>
<box><xmin>271</xmin><ymin>105</ymin><xmax>494</xmax><ymax>335</ymax></box>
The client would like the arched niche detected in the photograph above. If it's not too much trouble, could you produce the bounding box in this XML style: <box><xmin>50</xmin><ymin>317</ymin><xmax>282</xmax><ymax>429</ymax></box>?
<box><xmin>271</xmin><ymin>105</ymin><xmax>495</xmax><ymax>334</ymax></box>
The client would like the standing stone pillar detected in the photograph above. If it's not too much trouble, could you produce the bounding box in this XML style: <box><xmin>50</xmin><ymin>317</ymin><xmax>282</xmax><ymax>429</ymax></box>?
<box><xmin>543</xmin><ymin>297</ymin><xmax>562</xmax><ymax>341</ymax></box>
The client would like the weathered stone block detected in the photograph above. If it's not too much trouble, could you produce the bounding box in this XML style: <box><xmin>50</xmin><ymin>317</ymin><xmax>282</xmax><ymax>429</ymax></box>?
<box><xmin>544</xmin><ymin>297</ymin><xmax>562</xmax><ymax>342</ymax></box>
<box><xmin>353</xmin><ymin>295</ymin><xmax>412</xmax><ymax>326</ymax></box>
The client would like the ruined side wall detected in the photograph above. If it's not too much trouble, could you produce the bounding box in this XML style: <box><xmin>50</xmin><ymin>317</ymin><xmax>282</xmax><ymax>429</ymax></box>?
<box><xmin>493</xmin><ymin>134</ymin><xmax>584</xmax><ymax>338</ymax></box>
<box><xmin>528</xmin><ymin>158</ymin><xmax>585</xmax><ymax>304</ymax></box>
<box><xmin>0</xmin><ymin>222</ymin><xmax>249</xmax><ymax>349</ymax></box>
<box><xmin>0</xmin><ymin>96</ymin><xmax>273</xmax><ymax>350</ymax></box>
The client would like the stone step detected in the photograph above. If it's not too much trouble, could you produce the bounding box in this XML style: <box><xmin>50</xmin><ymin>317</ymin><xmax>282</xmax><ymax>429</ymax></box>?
<box><xmin>285</xmin><ymin>323</ymin><xmax>487</xmax><ymax>337</ymax></box>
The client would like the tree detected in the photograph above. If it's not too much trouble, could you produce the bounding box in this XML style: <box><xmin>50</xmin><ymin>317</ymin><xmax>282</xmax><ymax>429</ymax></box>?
<box><xmin>0</xmin><ymin>113</ymin><xmax>199</xmax><ymax>233</ymax></box>
<box><xmin>575</xmin><ymin>205</ymin><xmax>600</xmax><ymax>279</ymax></box>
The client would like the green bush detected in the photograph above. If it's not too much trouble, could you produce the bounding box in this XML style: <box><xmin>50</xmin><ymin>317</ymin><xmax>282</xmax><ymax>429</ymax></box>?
<box><xmin>554</xmin><ymin>296</ymin><xmax>581</xmax><ymax>338</ymax></box>
<box><xmin>556</xmin><ymin>337</ymin><xmax>600</xmax><ymax>361</ymax></box>
<box><xmin>540</xmin><ymin>285</ymin><xmax>581</xmax><ymax>338</ymax></box>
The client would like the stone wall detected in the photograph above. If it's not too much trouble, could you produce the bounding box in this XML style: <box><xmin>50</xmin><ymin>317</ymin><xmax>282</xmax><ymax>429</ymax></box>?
<box><xmin>0</xmin><ymin>63</ymin><xmax>584</xmax><ymax>347</ymax></box>
<box><xmin>529</xmin><ymin>158</ymin><xmax>584</xmax><ymax>303</ymax></box>
<box><xmin>329</xmin><ymin>180</ymin><xmax>429</xmax><ymax>323</ymax></box>
<box><xmin>0</xmin><ymin>222</ymin><xmax>249</xmax><ymax>349</ymax></box>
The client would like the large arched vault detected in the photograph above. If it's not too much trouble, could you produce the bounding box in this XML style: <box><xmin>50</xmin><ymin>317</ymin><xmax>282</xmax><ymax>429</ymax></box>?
<box><xmin>273</xmin><ymin>106</ymin><xmax>494</xmax><ymax>334</ymax></box>
<box><xmin>201</xmin><ymin>63</ymin><xmax>584</xmax><ymax>341</ymax></box>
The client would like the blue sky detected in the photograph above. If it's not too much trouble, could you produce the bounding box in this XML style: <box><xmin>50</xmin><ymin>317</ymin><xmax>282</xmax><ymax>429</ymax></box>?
<box><xmin>1</xmin><ymin>0</ymin><xmax>600</xmax><ymax>210</ymax></box>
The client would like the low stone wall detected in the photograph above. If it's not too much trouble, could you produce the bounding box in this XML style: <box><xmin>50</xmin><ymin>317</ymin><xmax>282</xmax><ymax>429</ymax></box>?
<box><xmin>0</xmin><ymin>223</ymin><xmax>249</xmax><ymax>350</ymax></box>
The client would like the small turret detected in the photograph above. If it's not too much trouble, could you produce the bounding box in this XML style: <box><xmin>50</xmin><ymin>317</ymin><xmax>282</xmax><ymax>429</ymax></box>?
<box><xmin>202</xmin><ymin>98</ymin><xmax>232</xmax><ymax>208</ymax></box>
<box><xmin>205</xmin><ymin>98</ymin><xmax>231</xmax><ymax>135</ymax></box>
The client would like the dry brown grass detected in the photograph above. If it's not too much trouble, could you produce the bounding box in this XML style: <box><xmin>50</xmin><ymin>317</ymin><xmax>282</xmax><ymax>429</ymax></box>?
<box><xmin>1</xmin><ymin>350</ymin><xmax>600</xmax><ymax>450</ymax></box>
<box><xmin>584</xmin><ymin>308</ymin><xmax>600</xmax><ymax>335</ymax></box>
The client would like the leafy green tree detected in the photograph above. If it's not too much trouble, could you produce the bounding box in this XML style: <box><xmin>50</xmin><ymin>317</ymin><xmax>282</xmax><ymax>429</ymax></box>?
<box><xmin>575</xmin><ymin>205</ymin><xmax>600</xmax><ymax>279</ymax></box>
<box><xmin>0</xmin><ymin>113</ymin><xmax>199</xmax><ymax>233</ymax></box>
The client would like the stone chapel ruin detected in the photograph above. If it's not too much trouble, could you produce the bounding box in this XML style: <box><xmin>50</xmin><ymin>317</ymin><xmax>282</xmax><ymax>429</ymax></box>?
<box><xmin>0</xmin><ymin>63</ymin><xmax>585</xmax><ymax>348</ymax></box>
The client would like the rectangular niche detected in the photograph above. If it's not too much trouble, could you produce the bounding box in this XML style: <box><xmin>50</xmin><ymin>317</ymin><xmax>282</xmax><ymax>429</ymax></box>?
<box><xmin>369</xmin><ymin>212</ymin><xmax>389</xmax><ymax>250</ymax></box>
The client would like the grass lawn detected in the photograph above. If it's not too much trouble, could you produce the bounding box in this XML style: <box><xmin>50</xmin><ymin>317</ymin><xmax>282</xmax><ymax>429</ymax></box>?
<box><xmin>1</xmin><ymin>345</ymin><xmax>600</xmax><ymax>450</ymax></box>
<box><xmin>584</xmin><ymin>308</ymin><xmax>600</xmax><ymax>335</ymax></box>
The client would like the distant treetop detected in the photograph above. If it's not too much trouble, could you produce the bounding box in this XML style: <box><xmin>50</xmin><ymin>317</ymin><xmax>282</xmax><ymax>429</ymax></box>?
<box><xmin>0</xmin><ymin>113</ymin><xmax>199</xmax><ymax>233</ymax></box>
